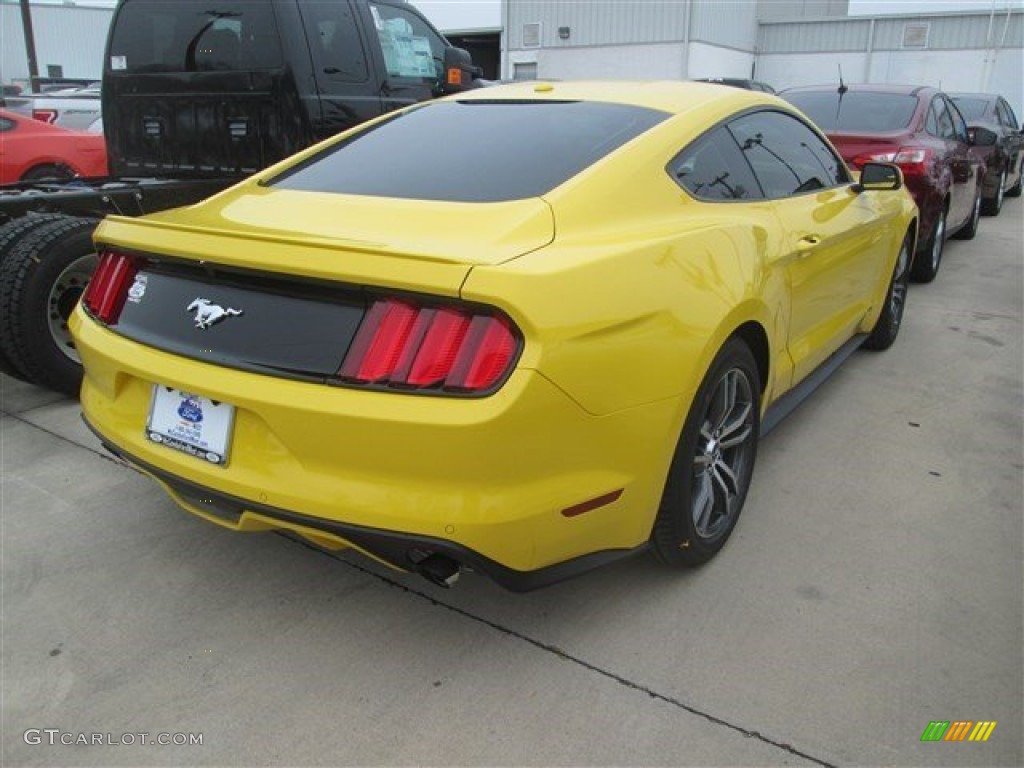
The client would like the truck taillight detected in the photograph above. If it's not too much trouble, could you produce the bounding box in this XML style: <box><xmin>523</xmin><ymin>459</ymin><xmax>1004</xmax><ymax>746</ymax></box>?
<box><xmin>81</xmin><ymin>250</ymin><xmax>142</xmax><ymax>325</ymax></box>
<box><xmin>340</xmin><ymin>298</ymin><xmax>520</xmax><ymax>394</ymax></box>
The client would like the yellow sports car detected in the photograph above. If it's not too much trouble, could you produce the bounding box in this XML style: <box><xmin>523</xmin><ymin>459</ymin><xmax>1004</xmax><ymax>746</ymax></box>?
<box><xmin>72</xmin><ymin>82</ymin><xmax>917</xmax><ymax>591</ymax></box>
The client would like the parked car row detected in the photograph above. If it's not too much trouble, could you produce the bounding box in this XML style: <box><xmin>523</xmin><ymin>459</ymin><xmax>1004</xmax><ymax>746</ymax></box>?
<box><xmin>0</xmin><ymin>69</ymin><xmax>1018</xmax><ymax>590</ymax></box>
<box><xmin>0</xmin><ymin>109</ymin><xmax>108</xmax><ymax>183</ymax></box>
<box><xmin>2</xmin><ymin>83</ymin><xmax>103</xmax><ymax>133</ymax></box>
<box><xmin>782</xmin><ymin>83</ymin><xmax>1021</xmax><ymax>283</ymax></box>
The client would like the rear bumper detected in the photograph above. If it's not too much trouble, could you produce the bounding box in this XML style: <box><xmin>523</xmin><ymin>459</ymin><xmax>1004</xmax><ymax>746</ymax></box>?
<box><xmin>85</xmin><ymin>423</ymin><xmax>646</xmax><ymax>591</ymax></box>
<box><xmin>72</xmin><ymin>307</ymin><xmax>678</xmax><ymax>589</ymax></box>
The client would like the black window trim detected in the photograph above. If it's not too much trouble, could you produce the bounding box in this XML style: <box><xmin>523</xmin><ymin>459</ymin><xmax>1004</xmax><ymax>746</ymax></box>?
<box><xmin>667</xmin><ymin>106</ymin><xmax>854</xmax><ymax>204</ymax></box>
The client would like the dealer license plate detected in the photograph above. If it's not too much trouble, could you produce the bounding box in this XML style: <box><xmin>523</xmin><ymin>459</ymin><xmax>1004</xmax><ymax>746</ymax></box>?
<box><xmin>146</xmin><ymin>385</ymin><xmax>235</xmax><ymax>466</ymax></box>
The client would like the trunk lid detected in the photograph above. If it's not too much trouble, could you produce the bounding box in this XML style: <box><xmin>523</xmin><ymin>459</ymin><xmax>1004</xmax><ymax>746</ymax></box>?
<box><xmin>92</xmin><ymin>188</ymin><xmax>553</xmax><ymax>378</ymax></box>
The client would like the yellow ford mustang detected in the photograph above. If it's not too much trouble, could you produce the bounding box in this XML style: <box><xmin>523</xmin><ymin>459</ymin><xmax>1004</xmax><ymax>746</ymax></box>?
<box><xmin>72</xmin><ymin>81</ymin><xmax>917</xmax><ymax>591</ymax></box>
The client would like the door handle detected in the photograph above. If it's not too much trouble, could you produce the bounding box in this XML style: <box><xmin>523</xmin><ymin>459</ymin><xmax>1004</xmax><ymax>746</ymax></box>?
<box><xmin>795</xmin><ymin>235</ymin><xmax>822</xmax><ymax>256</ymax></box>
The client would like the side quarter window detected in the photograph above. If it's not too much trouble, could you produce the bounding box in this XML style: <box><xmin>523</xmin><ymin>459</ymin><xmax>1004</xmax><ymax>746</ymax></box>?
<box><xmin>933</xmin><ymin>98</ymin><xmax>955</xmax><ymax>140</ymax></box>
<box><xmin>998</xmin><ymin>99</ymin><xmax>1019</xmax><ymax>130</ymax></box>
<box><xmin>0</xmin><ymin>117</ymin><xmax>14</xmax><ymax>132</ymax></box>
<box><xmin>668</xmin><ymin>126</ymin><xmax>763</xmax><ymax>201</ymax></box>
<box><xmin>945</xmin><ymin>98</ymin><xmax>969</xmax><ymax>143</ymax></box>
<box><xmin>925</xmin><ymin>101</ymin><xmax>939</xmax><ymax>136</ymax></box>
<box><xmin>727</xmin><ymin>110</ymin><xmax>848</xmax><ymax>199</ymax></box>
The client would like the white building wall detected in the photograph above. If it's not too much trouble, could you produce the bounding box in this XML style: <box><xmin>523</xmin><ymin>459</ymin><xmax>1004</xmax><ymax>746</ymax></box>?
<box><xmin>759</xmin><ymin>48</ymin><xmax>1023</xmax><ymax>114</ymax></box>
<box><xmin>686</xmin><ymin>42</ymin><xmax>756</xmax><ymax>80</ymax></box>
<box><xmin>1</xmin><ymin>1</ymin><xmax>113</xmax><ymax>84</ymax></box>
<box><xmin>518</xmin><ymin>43</ymin><xmax>688</xmax><ymax>81</ymax></box>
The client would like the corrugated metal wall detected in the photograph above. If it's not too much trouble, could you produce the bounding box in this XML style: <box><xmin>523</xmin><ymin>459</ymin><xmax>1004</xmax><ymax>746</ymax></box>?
<box><xmin>760</xmin><ymin>11</ymin><xmax>1024</xmax><ymax>53</ymax></box>
<box><xmin>756</xmin><ymin>0</ymin><xmax>849</xmax><ymax>21</ymax></box>
<box><xmin>690</xmin><ymin>1</ymin><xmax>758</xmax><ymax>51</ymax></box>
<box><xmin>1</xmin><ymin>1</ymin><xmax>113</xmax><ymax>83</ymax></box>
<box><xmin>505</xmin><ymin>0</ymin><xmax>763</xmax><ymax>51</ymax></box>
<box><xmin>506</xmin><ymin>0</ymin><xmax>690</xmax><ymax>49</ymax></box>
<box><xmin>759</xmin><ymin>19</ymin><xmax>871</xmax><ymax>52</ymax></box>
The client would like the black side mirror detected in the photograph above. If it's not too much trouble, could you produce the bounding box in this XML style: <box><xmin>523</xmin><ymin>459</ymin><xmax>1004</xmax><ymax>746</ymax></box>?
<box><xmin>968</xmin><ymin>125</ymin><xmax>998</xmax><ymax>147</ymax></box>
<box><xmin>854</xmin><ymin>162</ymin><xmax>902</xmax><ymax>193</ymax></box>
<box><xmin>439</xmin><ymin>47</ymin><xmax>481</xmax><ymax>94</ymax></box>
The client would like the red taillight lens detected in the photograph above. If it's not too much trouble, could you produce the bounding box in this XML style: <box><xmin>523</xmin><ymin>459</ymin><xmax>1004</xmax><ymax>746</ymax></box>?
<box><xmin>81</xmin><ymin>250</ymin><xmax>142</xmax><ymax>325</ymax></box>
<box><xmin>32</xmin><ymin>109</ymin><xmax>58</xmax><ymax>124</ymax></box>
<box><xmin>340</xmin><ymin>298</ymin><xmax>520</xmax><ymax>394</ymax></box>
<box><xmin>446</xmin><ymin>315</ymin><xmax>517</xmax><ymax>391</ymax></box>
<box><xmin>850</xmin><ymin>151</ymin><xmax>896</xmax><ymax>169</ymax></box>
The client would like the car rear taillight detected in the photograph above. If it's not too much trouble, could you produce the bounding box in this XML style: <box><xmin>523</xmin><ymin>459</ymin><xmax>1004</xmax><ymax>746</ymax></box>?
<box><xmin>81</xmin><ymin>250</ymin><xmax>143</xmax><ymax>325</ymax></box>
<box><xmin>850</xmin><ymin>151</ymin><xmax>896</xmax><ymax>169</ymax></box>
<box><xmin>32</xmin><ymin>109</ymin><xmax>58</xmax><ymax>124</ymax></box>
<box><xmin>340</xmin><ymin>297</ymin><xmax>520</xmax><ymax>394</ymax></box>
<box><xmin>853</xmin><ymin>147</ymin><xmax>931</xmax><ymax>176</ymax></box>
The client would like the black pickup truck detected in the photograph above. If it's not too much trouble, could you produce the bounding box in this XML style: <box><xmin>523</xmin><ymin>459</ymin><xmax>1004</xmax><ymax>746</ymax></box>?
<box><xmin>0</xmin><ymin>0</ymin><xmax>481</xmax><ymax>395</ymax></box>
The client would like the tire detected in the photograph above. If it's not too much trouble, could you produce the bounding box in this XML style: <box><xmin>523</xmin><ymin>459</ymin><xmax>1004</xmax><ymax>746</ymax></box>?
<box><xmin>20</xmin><ymin>163</ymin><xmax>75</xmax><ymax>182</ymax></box>
<box><xmin>981</xmin><ymin>169</ymin><xmax>1005</xmax><ymax>216</ymax></box>
<box><xmin>651</xmin><ymin>339</ymin><xmax>760</xmax><ymax>567</ymax></box>
<box><xmin>953</xmin><ymin>185</ymin><xmax>982</xmax><ymax>240</ymax></box>
<box><xmin>1007</xmin><ymin>173</ymin><xmax>1022</xmax><ymax>198</ymax></box>
<box><xmin>0</xmin><ymin>216</ymin><xmax>99</xmax><ymax>396</ymax></box>
<box><xmin>911</xmin><ymin>206</ymin><xmax>945</xmax><ymax>284</ymax></box>
<box><xmin>863</xmin><ymin>230</ymin><xmax>912</xmax><ymax>351</ymax></box>
<box><xmin>0</xmin><ymin>214</ymin><xmax>72</xmax><ymax>381</ymax></box>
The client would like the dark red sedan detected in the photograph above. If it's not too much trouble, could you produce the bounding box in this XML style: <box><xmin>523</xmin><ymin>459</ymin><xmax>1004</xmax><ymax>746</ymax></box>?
<box><xmin>783</xmin><ymin>84</ymin><xmax>985</xmax><ymax>283</ymax></box>
<box><xmin>0</xmin><ymin>108</ymin><xmax>107</xmax><ymax>184</ymax></box>
<box><xmin>950</xmin><ymin>92</ymin><xmax>1023</xmax><ymax>216</ymax></box>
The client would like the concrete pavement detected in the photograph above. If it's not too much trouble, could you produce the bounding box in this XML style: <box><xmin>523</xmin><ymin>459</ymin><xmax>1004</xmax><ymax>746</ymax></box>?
<box><xmin>2</xmin><ymin>198</ymin><xmax>1021</xmax><ymax>767</ymax></box>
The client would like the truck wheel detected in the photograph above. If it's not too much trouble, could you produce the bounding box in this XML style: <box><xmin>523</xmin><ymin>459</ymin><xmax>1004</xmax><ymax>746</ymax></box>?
<box><xmin>0</xmin><ymin>214</ymin><xmax>71</xmax><ymax>381</ymax></box>
<box><xmin>0</xmin><ymin>216</ymin><xmax>99</xmax><ymax>396</ymax></box>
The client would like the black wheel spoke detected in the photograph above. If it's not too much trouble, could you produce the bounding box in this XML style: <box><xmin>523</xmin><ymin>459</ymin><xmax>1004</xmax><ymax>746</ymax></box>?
<box><xmin>692</xmin><ymin>472</ymin><xmax>714</xmax><ymax>535</ymax></box>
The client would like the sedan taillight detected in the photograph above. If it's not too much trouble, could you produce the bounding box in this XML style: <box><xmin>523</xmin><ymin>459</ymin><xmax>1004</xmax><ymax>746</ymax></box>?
<box><xmin>81</xmin><ymin>250</ymin><xmax>143</xmax><ymax>325</ymax></box>
<box><xmin>340</xmin><ymin>297</ymin><xmax>520</xmax><ymax>394</ymax></box>
<box><xmin>32</xmin><ymin>109</ymin><xmax>58</xmax><ymax>124</ymax></box>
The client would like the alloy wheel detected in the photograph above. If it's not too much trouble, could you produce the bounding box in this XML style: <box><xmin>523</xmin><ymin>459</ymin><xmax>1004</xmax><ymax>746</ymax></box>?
<box><xmin>691</xmin><ymin>367</ymin><xmax>756</xmax><ymax>539</ymax></box>
<box><xmin>890</xmin><ymin>235</ymin><xmax>911</xmax><ymax>328</ymax></box>
<box><xmin>930</xmin><ymin>212</ymin><xmax>945</xmax><ymax>272</ymax></box>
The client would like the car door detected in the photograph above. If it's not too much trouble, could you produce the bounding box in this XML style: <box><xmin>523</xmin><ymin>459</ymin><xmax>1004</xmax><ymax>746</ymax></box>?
<box><xmin>357</xmin><ymin>0</ymin><xmax>447</xmax><ymax>113</ymax></box>
<box><xmin>728</xmin><ymin>110</ymin><xmax>888</xmax><ymax>385</ymax></box>
<box><xmin>297</xmin><ymin>0</ymin><xmax>383</xmax><ymax>140</ymax></box>
<box><xmin>939</xmin><ymin>96</ymin><xmax>976</xmax><ymax>229</ymax></box>
<box><xmin>996</xmin><ymin>98</ymin><xmax>1023</xmax><ymax>189</ymax></box>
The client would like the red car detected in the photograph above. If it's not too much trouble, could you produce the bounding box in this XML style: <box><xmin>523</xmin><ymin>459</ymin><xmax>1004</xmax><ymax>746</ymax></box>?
<box><xmin>950</xmin><ymin>92</ymin><xmax>1024</xmax><ymax>216</ymax></box>
<box><xmin>0</xmin><ymin>108</ymin><xmax>107</xmax><ymax>184</ymax></box>
<box><xmin>783</xmin><ymin>84</ymin><xmax>985</xmax><ymax>283</ymax></box>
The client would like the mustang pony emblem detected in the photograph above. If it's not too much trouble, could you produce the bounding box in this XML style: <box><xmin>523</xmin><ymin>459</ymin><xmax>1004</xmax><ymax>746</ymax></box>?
<box><xmin>187</xmin><ymin>297</ymin><xmax>243</xmax><ymax>329</ymax></box>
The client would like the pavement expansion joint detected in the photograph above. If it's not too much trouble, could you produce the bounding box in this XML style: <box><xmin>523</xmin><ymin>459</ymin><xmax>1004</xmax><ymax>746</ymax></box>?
<box><xmin>278</xmin><ymin>531</ymin><xmax>838</xmax><ymax>768</ymax></box>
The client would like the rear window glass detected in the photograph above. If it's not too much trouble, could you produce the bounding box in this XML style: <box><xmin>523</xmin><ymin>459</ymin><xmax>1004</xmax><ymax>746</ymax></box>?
<box><xmin>784</xmin><ymin>91</ymin><xmax>918</xmax><ymax>132</ymax></box>
<box><xmin>271</xmin><ymin>101</ymin><xmax>669</xmax><ymax>203</ymax></box>
<box><xmin>109</xmin><ymin>1</ymin><xmax>282</xmax><ymax>73</ymax></box>
<box><xmin>950</xmin><ymin>97</ymin><xmax>989</xmax><ymax>121</ymax></box>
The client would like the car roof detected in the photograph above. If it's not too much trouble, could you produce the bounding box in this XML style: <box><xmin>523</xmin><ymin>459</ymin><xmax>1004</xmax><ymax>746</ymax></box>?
<box><xmin>452</xmin><ymin>80</ymin><xmax>778</xmax><ymax>117</ymax></box>
<box><xmin>783</xmin><ymin>83</ymin><xmax>936</xmax><ymax>98</ymax></box>
<box><xmin>948</xmin><ymin>92</ymin><xmax>998</xmax><ymax>103</ymax></box>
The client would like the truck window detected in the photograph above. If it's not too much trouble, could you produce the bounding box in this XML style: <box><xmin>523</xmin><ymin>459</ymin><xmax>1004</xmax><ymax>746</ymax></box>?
<box><xmin>108</xmin><ymin>0</ymin><xmax>282</xmax><ymax>73</ymax></box>
<box><xmin>299</xmin><ymin>0</ymin><xmax>369</xmax><ymax>82</ymax></box>
<box><xmin>366</xmin><ymin>2</ymin><xmax>444</xmax><ymax>82</ymax></box>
